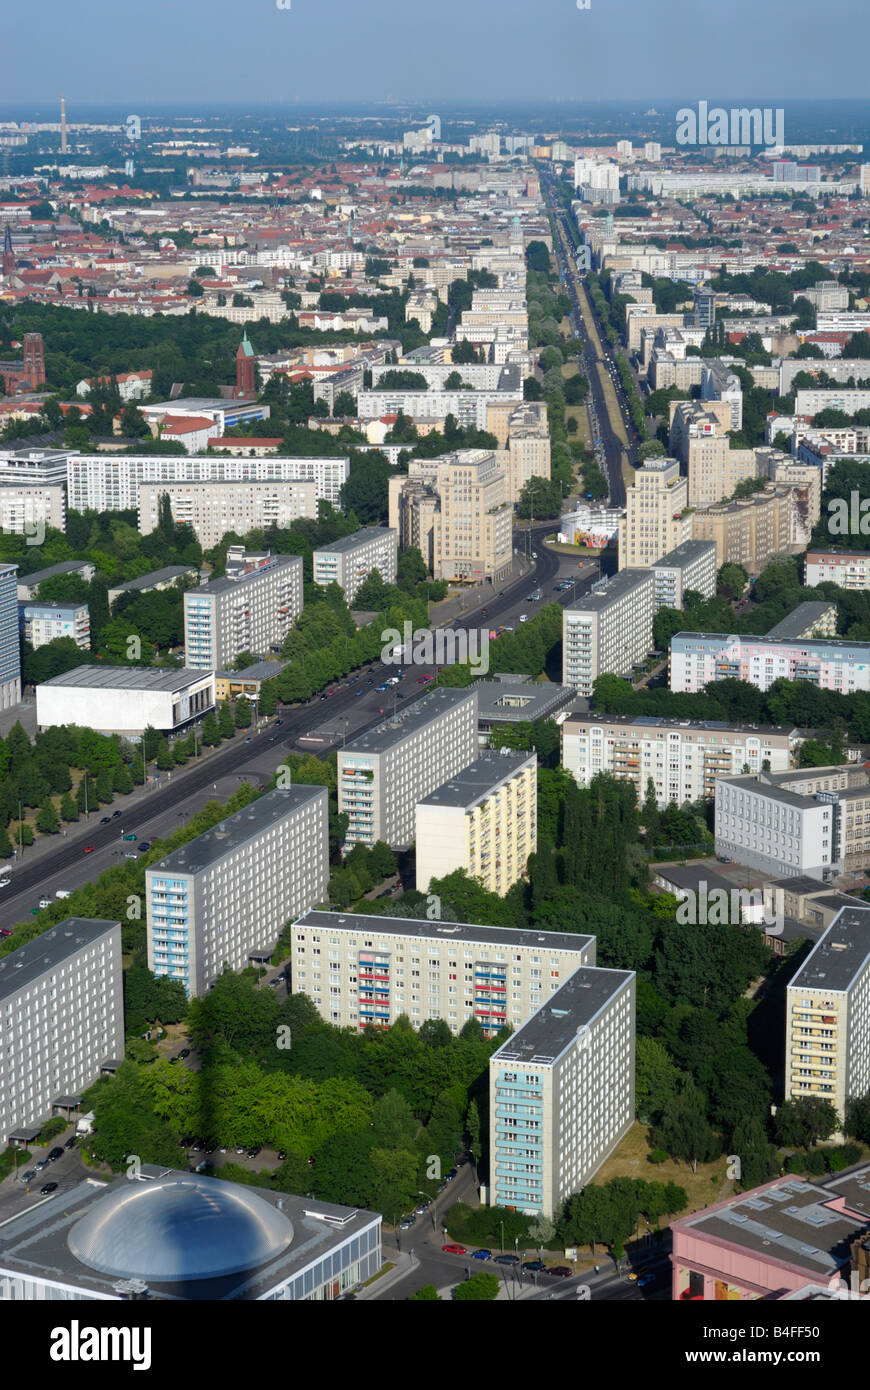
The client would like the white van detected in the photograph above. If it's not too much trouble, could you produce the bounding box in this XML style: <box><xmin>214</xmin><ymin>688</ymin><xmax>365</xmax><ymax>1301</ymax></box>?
<box><xmin>55</xmin><ymin>889</ymin><xmax>72</xmax><ymax>900</ymax></box>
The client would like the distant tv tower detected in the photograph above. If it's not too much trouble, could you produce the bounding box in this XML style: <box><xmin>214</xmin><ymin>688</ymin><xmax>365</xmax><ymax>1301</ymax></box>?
<box><xmin>60</xmin><ymin>95</ymin><xmax>68</xmax><ymax>154</ymax></box>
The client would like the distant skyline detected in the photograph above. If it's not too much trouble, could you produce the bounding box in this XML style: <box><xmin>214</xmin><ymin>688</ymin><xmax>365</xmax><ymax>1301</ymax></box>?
<box><xmin>6</xmin><ymin>0</ymin><xmax>870</xmax><ymax>107</ymax></box>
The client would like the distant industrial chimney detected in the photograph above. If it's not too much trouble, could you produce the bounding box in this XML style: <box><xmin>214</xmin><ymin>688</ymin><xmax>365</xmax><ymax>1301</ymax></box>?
<box><xmin>60</xmin><ymin>95</ymin><xmax>68</xmax><ymax>154</ymax></box>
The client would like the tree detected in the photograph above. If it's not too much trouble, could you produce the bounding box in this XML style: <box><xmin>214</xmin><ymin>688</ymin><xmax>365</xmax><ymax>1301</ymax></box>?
<box><xmin>453</xmin><ymin>1272</ymin><xmax>500</xmax><ymax>1301</ymax></box>
<box><xmin>200</xmin><ymin>713</ymin><xmax>221</xmax><ymax>747</ymax></box>
<box><xmin>774</xmin><ymin>1097</ymin><xmax>840</xmax><ymax>1149</ymax></box>
<box><xmin>60</xmin><ymin>792</ymin><xmax>79</xmax><ymax>823</ymax></box>
<box><xmin>218</xmin><ymin>704</ymin><xmax>235</xmax><ymax>740</ymax></box>
<box><xmin>234</xmin><ymin>697</ymin><xmax>252</xmax><ymax>730</ymax></box>
<box><xmin>409</xmin><ymin>1285</ymin><xmax>442</xmax><ymax>1300</ymax></box>
<box><xmin>35</xmin><ymin>797</ymin><xmax>59</xmax><ymax>834</ymax></box>
<box><xmin>717</xmin><ymin>562</ymin><xmax>748</xmax><ymax>600</ymax></box>
<box><xmin>654</xmin><ymin>1079</ymin><xmax>718</xmax><ymax>1173</ymax></box>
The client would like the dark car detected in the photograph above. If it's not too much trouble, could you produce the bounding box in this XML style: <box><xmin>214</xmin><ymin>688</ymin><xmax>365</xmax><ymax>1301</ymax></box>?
<box><xmin>112</xmin><ymin>810</ymin><xmax>122</xmax><ymax>819</ymax></box>
<box><xmin>277</xmin><ymin>1151</ymin><xmax>287</xmax><ymax>1161</ymax></box>
<box><xmin>247</xmin><ymin>1146</ymin><xmax>261</xmax><ymax>1158</ymax></box>
<box><xmin>20</xmin><ymin>1169</ymin><xmax>37</xmax><ymax>1184</ymax></box>
<box><xmin>47</xmin><ymin>1147</ymin><xmax>64</xmax><ymax>1162</ymax></box>
<box><xmin>178</xmin><ymin>1048</ymin><xmax>191</xmax><ymax>1059</ymax></box>
<box><xmin>138</xmin><ymin>841</ymin><xmax>151</xmax><ymax>852</ymax></box>
<box><xmin>546</xmin><ymin>1265</ymin><xmax>573</xmax><ymax>1278</ymax></box>
<box><xmin>522</xmin><ymin>1259</ymin><xmax>545</xmax><ymax>1272</ymax></box>
<box><xmin>494</xmin><ymin>1254</ymin><xmax>519</xmax><ymax>1266</ymax></box>
<box><xmin>40</xmin><ymin>1182</ymin><xmax>58</xmax><ymax>1195</ymax></box>
<box><xmin>64</xmin><ymin>1136</ymin><xmax>76</xmax><ymax>1150</ymax></box>
<box><xmin>100</xmin><ymin>816</ymin><xmax>111</xmax><ymax>825</ymax></box>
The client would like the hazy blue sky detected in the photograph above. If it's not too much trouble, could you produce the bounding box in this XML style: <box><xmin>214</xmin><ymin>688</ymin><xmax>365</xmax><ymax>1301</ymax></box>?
<box><xmin>7</xmin><ymin>0</ymin><xmax>869</xmax><ymax>107</ymax></box>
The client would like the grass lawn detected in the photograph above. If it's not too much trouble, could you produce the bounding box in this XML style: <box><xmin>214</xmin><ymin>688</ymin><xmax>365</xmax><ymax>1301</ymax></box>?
<box><xmin>595</xmin><ymin>1121</ymin><xmax>732</xmax><ymax>1218</ymax></box>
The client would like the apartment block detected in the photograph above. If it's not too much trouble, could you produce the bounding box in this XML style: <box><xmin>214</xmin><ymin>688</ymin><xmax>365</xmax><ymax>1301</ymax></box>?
<box><xmin>766</xmin><ymin>602</ymin><xmax>837</xmax><ymax>642</ymax></box>
<box><xmin>0</xmin><ymin>561</ymin><xmax>21</xmax><ymax>711</ymax></box>
<box><xmin>388</xmin><ymin>449</ymin><xmax>513</xmax><ymax>583</ymax></box>
<box><xmin>618</xmin><ymin>458</ymin><xmax>691</xmax><ymax>570</ymax></box>
<box><xmin>690</xmin><ymin>485</ymin><xmax>801</xmax><ymax>570</ymax></box>
<box><xmin>563</xmin><ymin>713</ymin><xmax>796</xmax><ymax>806</ymax></box>
<box><xmin>415</xmin><ymin>750</ymin><xmax>537</xmax><ymax>895</ymax></box>
<box><xmin>562</xmin><ymin>570</ymin><xmax>656</xmax><ymax>696</ymax></box>
<box><xmin>313</xmin><ymin>526</ymin><xmax>398</xmax><ymax>604</ymax></box>
<box><xmin>19</xmin><ymin>600</ymin><xmax>90</xmax><ymax>651</ymax></box>
<box><xmin>0</xmin><ymin>483</ymin><xmax>65</xmax><ymax>536</ymax></box>
<box><xmin>488</xmin><ymin>967</ymin><xmax>636</xmax><ymax>1218</ymax></box>
<box><xmin>108</xmin><ymin>564</ymin><xmax>199</xmax><ymax>608</ymax></box>
<box><xmin>0</xmin><ymin>918</ymin><xmax>124</xmax><ymax>1150</ymax></box>
<box><xmin>288</xmin><ymin>909</ymin><xmax>596</xmax><ymax>1036</ymax></box>
<box><xmin>184</xmin><ymin>551</ymin><xmax>303</xmax><ymax>670</ymax></box>
<box><xmin>139</xmin><ymin>479</ymin><xmax>318</xmax><ymax>549</ymax></box>
<box><xmin>671</xmin><ymin>632</ymin><xmax>870</xmax><ymax>696</ymax></box>
<box><xmin>805</xmin><ymin>550</ymin><xmax>870</xmax><ymax>592</ymax></box>
<box><xmin>15</xmin><ymin>561</ymin><xmax>96</xmax><ymax>601</ymax></box>
<box><xmin>339</xmin><ymin>686</ymin><xmax>478</xmax><ymax>849</ymax></box>
<box><xmin>650</xmin><ymin>540</ymin><xmax>717</xmax><ymax>610</ymax></box>
<box><xmin>67</xmin><ymin>452</ymin><xmax>349</xmax><ymax>512</ymax></box>
<box><xmin>786</xmin><ymin>905</ymin><xmax>870</xmax><ymax>1128</ymax></box>
<box><xmin>146</xmin><ymin>786</ymin><xmax>329</xmax><ymax>998</ymax></box>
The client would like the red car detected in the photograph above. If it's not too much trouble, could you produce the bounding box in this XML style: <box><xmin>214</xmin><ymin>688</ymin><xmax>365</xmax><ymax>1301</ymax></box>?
<box><xmin>442</xmin><ymin>1243</ymin><xmax>467</xmax><ymax>1255</ymax></box>
<box><xmin>83</xmin><ymin>845</ymin><xmax>96</xmax><ymax>854</ymax></box>
<box><xmin>546</xmin><ymin>1265</ymin><xmax>573</xmax><ymax>1278</ymax></box>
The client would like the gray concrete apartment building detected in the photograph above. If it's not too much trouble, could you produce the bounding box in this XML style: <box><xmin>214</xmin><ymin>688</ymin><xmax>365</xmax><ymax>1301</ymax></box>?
<box><xmin>184</xmin><ymin>552</ymin><xmax>303</xmax><ymax>670</ymax></box>
<box><xmin>146</xmin><ymin>787</ymin><xmax>329</xmax><ymax>998</ymax></box>
<box><xmin>0</xmin><ymin>919</ymin><xmax>124</xmax><ymax>1149</ymax></box>
<box><xmin>312</xmin><ymin>526</ymin><xmax>398</xmax><ymax>604</ymax></box>
<box><xmin>338</xmin><ymin>686</ymin><xmax>478</xmax><ymax>849</ymax></box>
<box><xmin>562</xmin><ymin>569</ymin><xmax>656</xmax><ymax>696</ymax></box>
<box><xmin>108</xmin><ymin>565</ymin><xmax>199</xmax><ymax>607</ymax></box>
<box><xmin>650</xmin><ymin>539</ymin><xmax>717</xmax><ymax>611</ymax></box>
<box><xmin>289</xmin><ymin>909</ymin><xmax>596</xmax><ymax>1035</ymax></box>
<box><xmin>489</xmin><ymin>966</ymin><xmax>636</xmax><ymax>1218</ymax></box>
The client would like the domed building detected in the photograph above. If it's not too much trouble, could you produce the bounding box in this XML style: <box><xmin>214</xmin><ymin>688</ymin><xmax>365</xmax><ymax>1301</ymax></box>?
<box><xmin>0</xmin><ymin>1167</ymin><xmax>381</xmax><ymax>1301</ymax></box>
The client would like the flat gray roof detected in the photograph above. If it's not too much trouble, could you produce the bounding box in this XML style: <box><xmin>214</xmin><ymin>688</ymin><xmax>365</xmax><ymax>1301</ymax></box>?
<box><xmin>0</xmin><ymin>919</ymin><xmax>119</xmax><ymax>1003</ymax></box>
<box><xmin>292</xmin><ymin>909</ymin><xmax>594</xmax><ymax>957</ymax></box>
<box><xmin>474</xmin><ymin>676</ymin><xmax>575</xmax><ymax>724</ymax></box>
<box><xmin>672</xmin><ymin>631</ymin><xmax>870</xmax><ymax>658</ymax></box>
<box><xmin>492</xmin><ymin>966</ymin><xmax>634</xmax><ymax>1065</ymax></box>
<box><xmin>109</xmin><ymin>566</ymin><xmax>197</xmax><ymax>595</ymax></box>
<box><xmin>765</xmin><ymin>602</ymin><xmax>837</xmax><ymax>642</ymax></box>
<box><xmin>19</xmin><ymin>600</ymin><xmax>86</xmax><ymax>614</ymax></box>
<box><xmin>678</xmin><ymin>1176</ymin><xmax>868</xmax><ymax>1278</ymax></box>
<box><xmin>564</xmin><ymin>712</ymin><xmax>796</xmax><ymax>737</ymax></box>
<box><xmin>17</xmin><ymin>560</ymin><xmax>93</xmax><ymax>586</ymax></box>
<box><xmin>820</xmin><ymin>1162</ymin><xmax>870</xmax><ymax>1222</ymax></box>
<box><xmin>39</xmin><ymin>665</ymin><xmax>212</xmax><ymax>692</ymax></box>
<box><xmin>342</xmin><ymin>686</ymin><xmax>477</xmax><ymax>756</ymax></box>
<box><xmin>197</xmin><ymin>553</ymin><xmax>301</xmax><ymax>597</ymax></box>
<box><xmin>149</xmin><ymin>787</ymin><xmax>326</xmax><ymax>878</ymax></box>
<box><xmin>564</xmin><ymin>568</ymin><xmax>653</xmax><ymax>616</ymax></box>
<box><xmin>718</xmin><ymin>774</ymin><xmax>818</xmax><ymax>811</ymax></box>
<box><xmin>788</xmin><ymin>905</ymin><xmax>870</xmax><ymax>994</ymax></box>
<box><xmin>418</xmin><ymin>749</ymin><xmax>535</xmax><ymax>810</ymax></box>
<box><xmin>314</xmin><ymin>526</ymin><xmax>396</xmax><ymax>555</ymax></box>
<box><xmin>147</xmin><ymin>397</ymin><xmax>258</xmax><ymax>412</ymax></box>
<box><xmin>654</xmin><ymin>539</ymin><xmax>717</xmax><ymax>570</ymax></box>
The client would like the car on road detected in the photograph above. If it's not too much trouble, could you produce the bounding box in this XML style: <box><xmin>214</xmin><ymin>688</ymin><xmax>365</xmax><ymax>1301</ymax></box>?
<box><xmin>399</xmin><ymin>1217</ymin><xmax>414</xmax><ymax>1230</ymax></box>
<box><xmin>471</xmin><ymin>1248</ymin><xmax>492</xmax><ymax>1261</ymax></box>
<box><xmin>55</xmin><ymin>889</ymin><xmax>71</xmax><ymax>899</ymax></box>
<box><xmin>494</xmin><ymin>1254</ymin><xmax>520</xmax><ymax>1266</ymax></box>
<box><xmin>40</xmin><ymin>1182</ymin><xmax>59</xmax><ymax>1195</ymax></box>
<box><xmin>100</xmin><ymin>816</ymin><xmax>111</xmax><ymax>825</ymax></box>
<box><xmin>178</xmin><ymin>1048</ymin><xmax>191</xmax><ymax>1060</ymax></box>
<box><xmin>47</xmin><ymin>1147</ymin><xmax>64</xmax><ymax>1162</ymax></box>
<box><xmin>83</xmin><ymin>845</ymin><xmax>96</xmax><ymax>854</ymax></box>
<box><xmin>385</xmin><ymin>677</ymin><xmax>399</xmax><ymax>686</ymax></box>
<box><xmin>414</xmin><ymin>1202</ymin><xmax>430</xmax><ymax>1215</ymax></box>
<box><xmin>518</xmin><ymin>614</ymin><xmax>528</xmax><ymax>623</ymax></box>
<box><xmin>247</xmin><ymin>1146</ymin><xmax>261</xmax><ymax>1158</ymax></box>
<box><xmin>124</xmin><ymin>851</ymin><xmax>138</xmax><ymax>860</ymax></box>
<box><xmin>0</xmin><ymin>927</ymin><xmax>12</xmax><ymax>937</ymax></box>
<box><xmin>38</xmin><ymin>897</ymin><xmax>51</xmax><ymax>908</ymax></box>
<box><xmin>717</xmin><ymin>855</ymin><xmax>732</xmax><ymax>864</ymax></box>
<box><xmin>522</xmin><ymin>1259</ymin><xmax>545</xmax><ymax>1272</ymax></box>
<box><xmin>138</xmin><ymin>842</ymin><xmax>151</xmax><ymax>852</ymax></box>
<box><xmin>275</xmin><ymin>719</ymin><xmax>284</xmax><ymax>725</ymax></box>
<box><xmin>320</xmin><ymin>693</ymin><xmax>328</xmax><ymax>700</ymax></box>
<box><xmin>636</xmin><ymin>1272</ymin><xmax>656</xmax><ymax>1287</ymax></box>
<box><xmin>245</xmin><ymin>737</ymin><xmax>253</xmax><ymax>743</ymax></box>
<box><xmin>122</xmin><ymin>833</ymin><xmax>136</xmax><ymax>841</ymax></box>
<box><xmin>64</xmin><ymin>1136</ymin><xmax>76</xmax><ymax>1150</ymax></box>
<box><xmin>442</xmin><ymin>1243</ymin><xmax>467</xmax><ymax>1255</ymax></box>
<box><xmin>112</xmin><ymin>810</ymin><xmax>122</xmax><ymax>819</ymax></box>
<box><xmin>20</xmin><ymin>1170</ymin><xmax>37</xmax><ymax>1184</ymax></box>
<box><xmin>234</xmin><ymin>1146</ymin><xmax>247</xmax><ymax>1155</ymax></box>
<box><xmin>546</xmin><ymin>1265</ymin><xmax>573</xmax><ymax>1278</ymax></box>
<box><xmin>416</xmin><ymin>676</ymin><xmax>427</xmax><ymax>683</ymax></box>
<box><xmin>0</xmin><ymin>879</ymin><xmax>10</xmax><ymax>890</ymax></box>
<box><xmin>375</xmin><ymin>684</ymin><xmax>388</xmax><ymax>692</ymax></box>
<box><xmin>354</xmin><ymin>689</ymin><xmax>364</xmax><ymax>697</ymax></box>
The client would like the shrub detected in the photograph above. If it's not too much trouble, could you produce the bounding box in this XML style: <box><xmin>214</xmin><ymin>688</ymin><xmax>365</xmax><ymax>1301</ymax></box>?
<box><xmin>647</xmin><ymin>1149</ymin><xmax>668</xmax><ymax>1165</ymax></box>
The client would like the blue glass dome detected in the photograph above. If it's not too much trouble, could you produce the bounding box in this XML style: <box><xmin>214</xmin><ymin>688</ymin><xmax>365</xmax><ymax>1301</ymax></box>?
<box><xmin>68</xmin><ymin>1175</ymin><xmax>294</xmax><ymax>1283</ymax></box>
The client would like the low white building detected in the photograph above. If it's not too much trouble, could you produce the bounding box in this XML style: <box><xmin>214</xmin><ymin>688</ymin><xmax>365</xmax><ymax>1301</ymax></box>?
<box><xmin>36</xmin><ymin>666</ymin><xmax>216</xmax><ymax>737</ymax></box>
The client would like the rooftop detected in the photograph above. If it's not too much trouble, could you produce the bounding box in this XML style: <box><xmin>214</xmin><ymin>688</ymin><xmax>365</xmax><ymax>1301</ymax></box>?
<box><xmin>491</xmin><ymin>966</ymin><xmax>634</xmax><ymax>1066</ymax></box>
<box><xmin>418</xmin><ymin>749</ymin><xmax>535</xmax><ymax>810</ymax></box>
<box><xmin>673</xmin><ymin>631</ymin><xmax>870</xmax><ymax>656</ymax></box>
<box><xmin>292</xmin><ymin>909</ymin><xmax>594</xmax><ymax>957</ymax></box>
<box><xmin>109</xmin><ymin>565</ymin><xmax>197</xmax><ymax>595</ymax></box>
<box><xmin>149</xmin><ymin>786</ymin><xmax>326</xmax><ymax>878</ymax></box>
<box><xmin>341</xmin><ymin>686</ymin><xmax>477</xmax><ymax>757</ymax></box>
<box><xmin>473</xmin><ymin>675</ymin><xmax>576</xmax><ymax>725</ymax></box>
<box><xmin>765</xmin><ymin>602</ymin><xmax>837</xmax><ymax>642</ymax></box>
<box><xmin>196</xmin><ymin>553</ymin><xmax>302</xmax><ymax>596</ymax></box>
<box><xmin>788</xmin><ymin>905</ymin><xmax>870</xmax><ymax>994</ymax></box>
<box><xmin>654</xmin><ymin>539</ymin><xmax>717</xmax><ymax>569</ymax></box>
<box><xmin>564</xmin><ymin>569</ymin><xmax>653</xmax><ymax>616</ymax></box>
<box><xmin>564</xmin><ymin>711</ymin><xmax>797</xmax><ymax>737</ymax></box>
<box><xmin>17</xmin><ymin>560</ymin><xmax>93</xmax><ymax>587</ymax></box>
<box><xmin>0</xmin><ymin>919</ymin><xmax>119</xmax><ymax>1003</ymax></box>
<box><xmin>314</xmin><ymin>526</ymin><xmax>396</xmax><ymax>555</ymax></box>
<box><xmin>39</xmin><ymin>665</ymin><xmax>212</xmax><ymax>693</ymax></box>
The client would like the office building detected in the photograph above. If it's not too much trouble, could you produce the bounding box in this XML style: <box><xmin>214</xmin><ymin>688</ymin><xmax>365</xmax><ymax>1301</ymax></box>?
<box><xmin>19</xmin><ymin>600</ymin><xmax>90</xmax><ymax>651</ymax></box>
<box><xmin>36</xmin><ymin>666</ymin><xmax>215</xmax><ymax>737</ymax></box>
<box><xmin>0</xmin><ymin>918</ymin><xmax>124</xmax><ymax>1150</ymax></box>
<box><xmin>563</xmin><ymin>713</ymin><xmax>796</xmax><ymax>806</ymax></box>
<box><xmin>562</xmin><ymin>570</ymin><xmax>656</xmax><ymax>696</ymax></box>
<box><xmin>339</xmin><ymin>687</ymin><xmax>478</xmax><ymax>849</ymax></box>
<box><xmin>714</xmin><ymin>770</ymin><xmax>843</xmax><ymax>879</ymax></box>
<box><xmin>184</xmin><ymin>552</ymin><xmax>303</xmax><ymax>670</ymax></box>
<box><xmin>805</xmin><ymin>550</ymin><xmax>870</xmax><ymax>592</ymax></box>
<box><xmin>719</xmin><ymin>765</ymin><xmax>870</xmax><ymax>879</ymax></box>
<box><xmin>650</xmin><ymin>540</ymin><xmax>717</xmax><ymax>610</ymax></box>
<box><xmin>0</xmin><ymin>483</ymin><xmax>65</xmax><ymax>536</ymax></box>
<box><xmin>313</xmin><ymin>527</ymin><xmax>398</xmax><ymax>604</ymax></box>
<box><xmin>388</xmin><ymin>449</ymin><xmax>513</xmax><ymax>583</ymax></box>
<box><xmin>0</xmin><ymin>1165</ymin><xmax>381</xmax><ymax>1301</ymax></box>
<box><xmin>415</xmin><ymin>749</ymin><xmax>537</xmax><ymax>895</ymax></box>
<box><xmin>289</xmin><ymin>909</ymin><xmax>596</xmax><ymax>1036</ymax></box>
<box><xmin>0</xmin><ymin>561</ymin><xmax>21</xmax><ymax>711</ymax></box>
<box><xmin>671</xmin><ymin>631</ymin><xmax>870</xmax><ymax>695</ymax></box>
<box><xmin>488</xmin><ymin>966</ymin><xmax>635</xmax><ymax>1218</ymax></box>
<box><xmin>139</xmin><ymin>479</ymin><xmax>318</xmax><ymax>549</ymax></box>
<box><xmin>67</xmin><ymin>452</ymin><xmax>348</xmax><ymax>514</ymax></box>
<box><xmin>618</xmin><ymin>458</ymin><xmax>691</xmax><ymax>570</ymax></box>
<box><xmin>785</xmin><ymin>905</ymin><xmax>870</xmax><ymax>1127</ymax></box>
<box><xmin>146</xmin><ymin>786</ymin><xmax>329</xmax><ymax>998</ymax></box>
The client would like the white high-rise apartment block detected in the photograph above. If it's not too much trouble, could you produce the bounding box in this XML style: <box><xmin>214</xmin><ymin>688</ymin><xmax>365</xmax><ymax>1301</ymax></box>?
<box><xmin>184</xmin><ymin>551</ymin><xmax>303</xmax><ymax>670</ymax></box>
<box><xmin>562</xmin><ymin>570</ymin><xmax>656</xmax><ymax>696</ymax></box>
<box><xmin>670</xmin><ymin>633</ymin><xmax>870</xmax><ymax>695</ymax></box>
<box><xmin>146</xmin><ymin>787</ymin><xmax>329</xmax><ymax>998</ymax></box>
<box><xmin>0</xmin><ymin>918</ymin><xmax>124</xmax><ymax>1149</ymax></box>
<box><xmin>785</xmin><ymin>904</ymin><xmax>870</xmax><ymax>1130</ymax></box>
<box><xmin>563</xmin><ymin>714</ymin><xmax>796</xmax><ymax>807</ymax></box>
<box><xmin>139</xmin><ymin>479</ymin><xmax>318</xmax><ymax>549</ymax></box>
<box><xmin>339</xmin><ymin>687</ymin><xmax>478</xmax><ymax>849</ymax></box>
<box><xmin>313</xmin><ymin>527</ymin><xmax>398</xmax><ymax>604</ymax></box>
<box><xmin>0</xmin><ymin>561</ymin><xmax>22</xmax><ymax>711</ymax></box>
<box><xmin>288</xmin><ymin>910</ymin><xmax>596</xmax><ymax>1036</ymax></box>
<box><xmin>805</xmin><ymin>551</ymin><xmax>870</xmax><ymax>591</ymax></box>
<box><xmin>489</xmin><ymin>967</ymin><xmax>635</xmax><ymax>1218</ymax></box>
<box><xmin>618</xmin><ymin>458</ymin><xmax>691</xmax><ymax>569</ymax></box>
<box><xmin>0</xmin><ymin>484</ymin><xmax>65</xmax><ymax>536</ymax></box>
<box><xmin>644</xmin><ymin>142</ymin><xmax>662</xmax><ymax>161</ymax></box>
<box><xmin>67</xmin><ymin>453</ymin><xmax>349</xmax><ymax>513</ymax></box>
<box><xmin>415</xmin><ymin>750</ymin><xmax>537</xmax><ymax>895</ymax></box>
<box><xmin>650</xmin><ymin>540</ymin><xmax>717</xmax><ymax>610</ymax></box>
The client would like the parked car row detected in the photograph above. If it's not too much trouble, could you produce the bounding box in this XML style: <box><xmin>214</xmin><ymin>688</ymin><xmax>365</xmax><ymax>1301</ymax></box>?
<box><xmin>440</xmin><ymin>1244</ymin><xmax>571</xmax><ymax>1275</ymax></box>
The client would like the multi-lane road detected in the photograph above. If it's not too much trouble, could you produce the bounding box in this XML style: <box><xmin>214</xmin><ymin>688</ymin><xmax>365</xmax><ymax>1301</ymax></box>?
<box><xmin>0</xmin><ymin>526</ymin><xmax>600</xmax><ymax>934</ymax></box>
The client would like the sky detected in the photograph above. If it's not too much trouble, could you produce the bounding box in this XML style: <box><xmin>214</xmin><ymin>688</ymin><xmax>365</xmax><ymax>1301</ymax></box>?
<box><xmin>5</xmin><ymin>0</ymin><xmax>870</xmax><ymax>109</ymax></box>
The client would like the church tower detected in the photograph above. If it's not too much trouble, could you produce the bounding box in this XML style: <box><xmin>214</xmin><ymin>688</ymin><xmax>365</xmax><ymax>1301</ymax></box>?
<box><xmin>235</xmin><ymin>331</ymin><xmax>256</xmax><ymax>398</ymax></box>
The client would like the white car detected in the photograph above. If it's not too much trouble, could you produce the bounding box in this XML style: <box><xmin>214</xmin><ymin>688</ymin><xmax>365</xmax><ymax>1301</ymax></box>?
<box><xmin>0</xmin><ymin>878</ymin><xmax>10</xmax><ymax>889</ymax></box>
<box><xmin>55</xmin><ymin>889</ymin><xmax>71</xmax><ymax>899</ymax></box>
<box><xmin>519</xmin><ymin>614</ymin><xmax>528</xmax><ymax>623</ymax></box>
<box><xmin>385</xmin><ymin>676</ymin><xmax>399</xmax><ymax>686</ymax></box>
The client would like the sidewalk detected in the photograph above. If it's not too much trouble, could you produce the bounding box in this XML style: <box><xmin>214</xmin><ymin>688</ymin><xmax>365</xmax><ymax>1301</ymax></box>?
<box><xmin>430</xmin><ymin>551</ymin><xmax>533</xmax><ymax>628</ymax></box>
<box><xmin>354</xmin><ymin>1250</ymin><xmax>418</xmax><ymax>1299</ymax></box>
